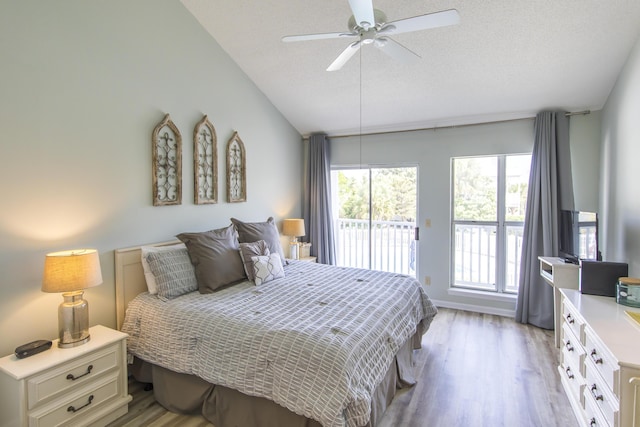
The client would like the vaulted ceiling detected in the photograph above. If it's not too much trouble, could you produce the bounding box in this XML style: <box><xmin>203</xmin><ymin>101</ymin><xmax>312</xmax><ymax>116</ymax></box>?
<box><xmin>181</xmin><ymin>0</ymin><xmax>640</xmax><ymax>136</ymax></box>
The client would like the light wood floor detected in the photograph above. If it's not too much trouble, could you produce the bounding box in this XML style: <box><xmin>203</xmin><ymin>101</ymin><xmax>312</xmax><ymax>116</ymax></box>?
<box><xmin>108</xmin><ymin>308</ymin><xmax>577</xmax><ymax>427</ymax></box>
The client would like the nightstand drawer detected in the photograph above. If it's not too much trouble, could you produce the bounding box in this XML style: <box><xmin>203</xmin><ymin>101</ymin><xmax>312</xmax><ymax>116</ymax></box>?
<box><xmin>27</xmin><ymin>343</ymin><xmax>120</xmax><ymax>409</ymax></box>
<box><xmin>29</xmin><ymin>372</ymin><xmax>119</xmax><ymax>427</ymax></box>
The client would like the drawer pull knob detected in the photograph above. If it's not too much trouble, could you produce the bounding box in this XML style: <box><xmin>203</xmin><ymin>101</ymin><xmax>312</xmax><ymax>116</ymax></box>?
<box><xmin>66</xmin><ymin>364</ymin><xmax>93</xmax><ymax>381</ymax></box>
<box><xmin>566</xmin><ymin>313</ymin><xmax>575</xmax><ymax>324</ymax></box>
<box><xmin>565</xmin><ymin>341</ymin><xmax>574</xmax><ymax>352</ymax></box>
<box><xmin>590</xmin><ymin>384</ymin><xmax>604</xmax><ymax>401</ymax></box>
<box><xmin>67</xmin><ymin>395</ymin><xmax>94</xmax><ymax>413</ymax></box>
<box><xmin>565</xmin><ymin>367</ymin><xmax>574</xmax><ymax>379</ymax></box>
<box><xmin>590</xmin><ymin>350</ymin><xmax>603</xmax><ymax>365</ymax></box>
<box><xmin>590</xmin><ymin>418</ymin><xmax>597</xmax><ymax>427</ymax></box>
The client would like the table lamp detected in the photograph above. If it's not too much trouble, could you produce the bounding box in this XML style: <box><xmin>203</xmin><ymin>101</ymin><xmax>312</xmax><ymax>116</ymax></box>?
<box><xmin>282</xmin><ymin>218</ymin><xmax>305</xmax><ymax>259</ymax></box>
<box><xmin>42</xmin><ymin>249</ymin><xmax>103</xmax><ymax>348</ymax></box>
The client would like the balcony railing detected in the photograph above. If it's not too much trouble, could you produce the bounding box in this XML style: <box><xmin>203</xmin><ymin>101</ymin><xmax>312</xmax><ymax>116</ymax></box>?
<box><xmin>334</xmin><ymin>219</ymin><xmax>533</xmax><ymax>292</ymax></box>
<box><xmin>453</xmin><ymin>223</ymin><xmax>524</xmax><ymax>293</ymax></box>
<box><xmin>335</xmin><ymin>218</ymin><xmax>416</xmax><ymax>277</ymax></box>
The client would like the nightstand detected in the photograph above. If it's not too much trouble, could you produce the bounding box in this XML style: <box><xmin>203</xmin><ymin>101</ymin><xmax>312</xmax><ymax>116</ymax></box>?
<box><xmin>299</xmin><ymin>256</ymin><xmax>317</xmax><ymax>263</ymax></box>
<box><xmin>0</xmin><ymin>325</ymin><xmax>132</xmax><ymax>427</ymax></box>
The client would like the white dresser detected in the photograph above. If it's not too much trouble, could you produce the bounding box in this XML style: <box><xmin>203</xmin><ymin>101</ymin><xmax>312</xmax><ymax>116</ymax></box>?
<box><xmin>559</xmin><ymin>289</ymin><xmax>640</xmax><ymax>426</ymax></box>
<box><xmin>0</xmin><ymin>325</ymin><xmax>131</xmax><ymax>427</ymax></box>
<box><xmin>539</xmin><ymin>256</ymin><xmax>580</xmax><ymax>347</ymax></box>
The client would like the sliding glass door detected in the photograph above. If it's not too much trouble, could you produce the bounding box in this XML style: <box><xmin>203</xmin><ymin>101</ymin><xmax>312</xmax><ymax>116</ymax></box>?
<box><xmin>331</xmin><ymin>166</ymin><xmax>418</xmax><ymax>277</ymax></box>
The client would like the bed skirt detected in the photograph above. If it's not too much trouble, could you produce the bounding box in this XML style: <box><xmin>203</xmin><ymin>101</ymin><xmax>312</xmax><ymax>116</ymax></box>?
<box><xmin>129</xmin><ymin>326</ymin><xmax>423</xmax><ymax>427</ymax></box>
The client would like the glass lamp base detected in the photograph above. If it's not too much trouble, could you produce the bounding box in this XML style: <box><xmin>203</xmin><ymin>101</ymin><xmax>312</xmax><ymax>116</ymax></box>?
<box><xmin>289</xmin><ymin>241</ymin><xmax>299</xmax><ymax>260</ymax></box>
<box><xmin>58</xmin><ymin>290</ymin><xmax>91</xmax><ymax>348</ymax></box>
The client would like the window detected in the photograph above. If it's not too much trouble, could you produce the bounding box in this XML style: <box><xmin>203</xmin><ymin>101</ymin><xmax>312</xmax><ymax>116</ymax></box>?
<box><xmin>331</xmin><ymin>167</ymin><xmax>418</xmax><ymax>277</ymax></box>
<box><xmin>451</xmin><ymin>154</ymin><xmax>531</xmax><ymax>293</ymax></box>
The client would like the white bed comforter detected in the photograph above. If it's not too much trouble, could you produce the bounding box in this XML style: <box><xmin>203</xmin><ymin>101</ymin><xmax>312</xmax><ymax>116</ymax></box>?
<box><xmin>122</xmin><ymin>261</ymin><xmax>437</xmax><ymax>427</ymax></box>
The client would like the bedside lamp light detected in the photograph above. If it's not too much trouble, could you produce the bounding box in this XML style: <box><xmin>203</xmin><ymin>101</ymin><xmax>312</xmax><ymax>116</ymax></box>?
<box><xmin>282</xmin><ymin>218</ymin><xmax>305</xmax><ymax>260</ymax></box>
<box><xmin>42</xmin><ymin>249</ymin><xmax>103</xmax><ymax>348</ymax></box>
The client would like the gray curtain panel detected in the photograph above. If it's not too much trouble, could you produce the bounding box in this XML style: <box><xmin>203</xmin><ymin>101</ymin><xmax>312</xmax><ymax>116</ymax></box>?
<box><xmin>303</xmin><ymin>133</ymin><xmax>336</xmax><ymax>265</ymax></box>
<box><xmin>515</xmin><ymin>111</ymin><xmax>574</xmax><ymax>329</ymax></box>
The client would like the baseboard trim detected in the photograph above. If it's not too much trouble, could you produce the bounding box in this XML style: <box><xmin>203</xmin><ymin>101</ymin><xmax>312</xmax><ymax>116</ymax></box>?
<box><xmin>430</xmin><ymin>299</ymin><xmax>516</xmax><ymax>318</ymax></box>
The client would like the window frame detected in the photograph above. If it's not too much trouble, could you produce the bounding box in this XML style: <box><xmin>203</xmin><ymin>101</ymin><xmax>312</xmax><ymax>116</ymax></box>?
<box><xmin>450</xmin><ymin>154</ymin><xmax>530</xmax><ymax>294</ymax></box>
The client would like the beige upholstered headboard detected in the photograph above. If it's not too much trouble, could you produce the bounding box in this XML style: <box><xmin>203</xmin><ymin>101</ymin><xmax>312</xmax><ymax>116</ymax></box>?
<box><xmin>114</xmin><ymin>240</ymin><xmax>180</xmax><ymax>330</ymax></box>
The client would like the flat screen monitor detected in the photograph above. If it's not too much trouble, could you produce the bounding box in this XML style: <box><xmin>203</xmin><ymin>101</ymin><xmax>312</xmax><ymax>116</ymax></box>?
<box><xmin>558</xmin><ymin>210</ymin><xmax>599</xmax><ymax>264</ymax></box>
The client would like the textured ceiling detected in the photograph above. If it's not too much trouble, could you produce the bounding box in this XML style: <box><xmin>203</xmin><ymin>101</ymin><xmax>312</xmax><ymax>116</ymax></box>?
<box><xmin>181</xmin><ymin>0</ymin><xmax>640</xmax><ymax>136</ymax></box>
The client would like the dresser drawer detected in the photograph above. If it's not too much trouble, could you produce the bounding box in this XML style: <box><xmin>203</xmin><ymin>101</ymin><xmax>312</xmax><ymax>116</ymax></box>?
<box><xmin>584</xmin><ymin>387</ymin><xmax>611</xmax><ymax>427</ymax></box>
<box><xmin>561</xmin><ymin>322</ymin><xmax>585</xmax><ymax>373</ymax></box>
<box><xmin>558</xmin><ymin>363</ymin><xmax>584</xmax><ymax>407</ymax></box>
<box><xmin>27</xmin><ymin>343</ymin><xmax>120</xmax><ymax>409</ymax></box>
<box><xmin>584</xmin><ymin>327</ymin><xmax>619</xmax><ymax>394</ymax></box>
<box><xmin>28</xmin><ymin>372</ymin><xmax>120</xmax><ymax>427</ymax></box>
<box><xmin>562</xmin><ymin>299</ymin><xmax>585</xmax><ymax>343</ymax></box>
<box><xmin>584</xmin><ymin>359</ymin><xmax>619</xmax><ymax>427</ymax></box>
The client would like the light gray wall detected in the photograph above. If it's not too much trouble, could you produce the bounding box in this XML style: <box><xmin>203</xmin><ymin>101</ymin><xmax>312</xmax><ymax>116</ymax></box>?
<box><xmin>331</xmin><ymin>115</ymin><xmax>602</xmax><ymax>315</ymax></box>
<box><xmin>570</xmin><ymin>111</ymin><xmax>602</xmax><ymax>212</ymax></box>
<box><xmin>0</xmin><ymin>1</ymin><xmax>302</xmax><ymax>356</ymax></box>
<box><xmin>600</xmin><ymin>34</ymin><xmax>640</xmax><ymax>269</ymax></box>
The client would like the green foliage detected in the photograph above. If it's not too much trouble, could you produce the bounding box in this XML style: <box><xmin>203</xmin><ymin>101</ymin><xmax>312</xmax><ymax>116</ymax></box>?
<box><xmin>453</xmin><ymin>158</ymin><xmax>497</xmax><ymax>221</ymax></box>
<box><xmin>505</xmin><ymin>181</ymin><xmax>529</xmax><ymax>222</ymax></box>
<box><xmin>453</xmin><ymin>155</ymin><xmax>530</xmax><ymax>222</ymax></box>
<box><xmin>336</xmin><ymin>168</ymin><xmax>416</xmax><ymax>221</ymax></box>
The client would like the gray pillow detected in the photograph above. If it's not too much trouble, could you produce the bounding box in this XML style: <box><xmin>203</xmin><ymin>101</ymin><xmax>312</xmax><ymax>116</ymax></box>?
<box><xmin>177</xmin><ymin>225</ymin><xmax>246</xmax><ymax>293</ymax></box>
<box><xmin>239</xmin><ymin>240</ymin><xmax>270</xmax><ymax>282</ymax></box>
<box><xmin>231</xmin><ymin>217</ymin><xmax>286</xmax><ymax>265</ymax></box>
<box><xmin>145</xmin><ymin>248</ymin><xmax>198</xmax><ymax>301</ymax></box>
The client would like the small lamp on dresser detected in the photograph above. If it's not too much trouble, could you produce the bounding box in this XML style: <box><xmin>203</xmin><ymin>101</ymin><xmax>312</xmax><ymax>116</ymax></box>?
<box><xmin>282</xmin><ymin>218</ymin><xmax>305</xmax><ymax>260</ymax></box>
<box><xmin>42</xmin><ymin>249</ymin><xmax>103</xmax><ymax>348</ymax></box>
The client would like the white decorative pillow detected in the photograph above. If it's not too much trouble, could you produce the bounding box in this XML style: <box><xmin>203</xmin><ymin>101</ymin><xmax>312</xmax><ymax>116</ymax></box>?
<box><xmin>145</xmin><ymin>247</ymin><xmax>198</xmax><ymax>301</ymax></box>
<box><xmin>239</xmin><ymin>240</ymin><xmax>270</xmax><ymax>282</ymax></box>
<box><xmin>141</xmin><ymin>243</ymin><xmax>186</xmax><ymax>294</ymax></box>
<box><xmin>251</xmin><ymin>253</ymin><xmax>285</xmax><ymax>286</ymax></box>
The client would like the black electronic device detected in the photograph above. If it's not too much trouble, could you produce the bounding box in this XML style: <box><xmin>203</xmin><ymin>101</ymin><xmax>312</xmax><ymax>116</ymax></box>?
<box><xmin>580</xmin><ymin>260</ymin><xmax>628</xmax><ymax>297</ymax></box>
<box><xmin>558</xmin><ymin>210</ymin><xmax>600</xmax><ymax>264</ymax></box>
<box><xmin>14</xmin><ymin>340</ymin><xmax>52</xmax><ymax>359</ymax></box>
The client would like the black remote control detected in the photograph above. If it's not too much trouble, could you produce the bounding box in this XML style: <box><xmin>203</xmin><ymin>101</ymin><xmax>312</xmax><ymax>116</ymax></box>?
<box><xmin>15</xmin><ymin>340</ymin><xmax>52</xmax><ymax>359</ymax></box>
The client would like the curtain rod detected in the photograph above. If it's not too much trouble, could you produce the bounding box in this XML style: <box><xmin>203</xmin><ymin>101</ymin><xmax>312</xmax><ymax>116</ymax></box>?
<box><xmin>303</xmin><ymin>110</ymin><xmax>591</xmax><ymax>140</ymax></box>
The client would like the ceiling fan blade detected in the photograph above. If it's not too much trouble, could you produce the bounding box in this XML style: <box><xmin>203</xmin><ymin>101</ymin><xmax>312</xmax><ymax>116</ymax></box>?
<box><xmin>386</xmin><ymin>9</ymin><xmax>460</xmax><ymax>35</ymax></box>
<box><xmin>374</xmin><ymin>37</ymin><xmax>420</xmax><ymax>64</ymax></box>
<box><xmin>348</xmin><ymin>0</ymin><xmax>375</xmax><ymax>29</ymax></box>
<box><xmin>282</xmin><ymin>31</ymin><xmax>356</xmax><ymax>42</ymax></box>
<box><xmin>327</xmin><ymin>41</ymin><xmax>361</xmax><ymax>71</ymax></box>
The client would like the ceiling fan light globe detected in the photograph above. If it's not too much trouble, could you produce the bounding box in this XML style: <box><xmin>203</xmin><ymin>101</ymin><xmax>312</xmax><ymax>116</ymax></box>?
<box><xmin>361</xmin><ymin>28</ymin><xmax>376</xmax><ymax>44</ymax></box>
<box><xmin>374</xmin><ymin>38</ymin><xmax>388</xmax><ymax>48</ymax></box>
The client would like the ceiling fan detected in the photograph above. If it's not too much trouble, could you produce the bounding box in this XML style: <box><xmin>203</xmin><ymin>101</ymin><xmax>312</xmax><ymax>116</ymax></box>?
<box><xmin>282</xmin><ymin>0</ymin><xmax>460</xmax><ymax>71</ymax></box>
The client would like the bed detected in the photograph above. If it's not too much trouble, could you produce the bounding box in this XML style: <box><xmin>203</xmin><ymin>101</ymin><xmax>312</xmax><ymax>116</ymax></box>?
<box><xmin>115</xmin><ymin>226</ymin><xmax>437</xmax><ymax>427</ymax></box>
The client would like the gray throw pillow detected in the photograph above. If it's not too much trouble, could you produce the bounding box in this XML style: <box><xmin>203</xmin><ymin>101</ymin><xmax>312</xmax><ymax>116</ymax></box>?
<box><xmin>231</xmin><ymin>217</ymin><xmax>286</xmax><ymax>265</ymax></box>
<box><xmin>145</xmin><ymin>248</ymin><xmax>198</xmax><ymax>301</ymax></box>
<box><xmin>177</xmin><ymin>224</ymin><xmax>246</xmax><ymax>293</ymax></box>
<box><xmin>238</xmin><ymin>240</ymin><xmax>270</xmax><ymax>282</ymax></box>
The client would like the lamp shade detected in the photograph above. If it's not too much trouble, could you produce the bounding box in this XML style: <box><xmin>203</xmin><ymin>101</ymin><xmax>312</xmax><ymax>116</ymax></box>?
<box><xmin>42</xmin><ymin>249</ymin><xmax>103</xmax><ymax>293</ymax></box>
<box><xmin>282</xmin><ymin>219</ymin><xmax>305</xmax><ymax>237</ymax></box>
